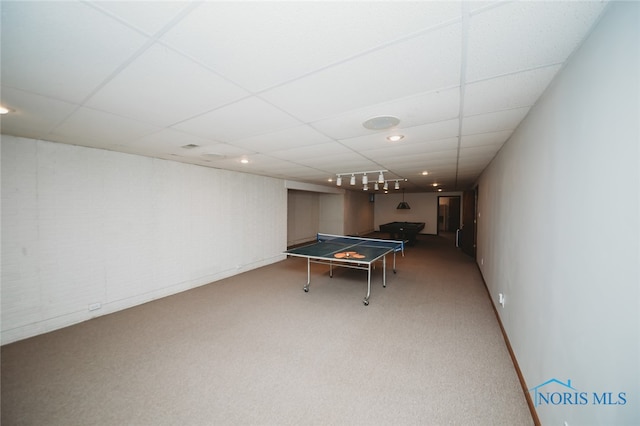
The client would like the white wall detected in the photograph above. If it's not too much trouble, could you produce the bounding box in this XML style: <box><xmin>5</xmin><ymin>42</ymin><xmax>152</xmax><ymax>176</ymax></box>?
<box><xmin>1</xmin><ymin>136</ymin><xmax>287</xmax><ymax>344</ymax></box>
<box><xmin>319</xmin><ymin>193</ymin><xmax>345</xmax><ymax>236</ymax></box>
<box><xmin>374</xmin><ymin>191</ymin><xmax>462</xmax><ymax>234</ymax></box>
<box><xmin>477</xmin><ymin>3</ymin><xmax>639</xmax><ymax>425</ymax></box>
<box><xmin>343</xmin><ymin>190</ymin><xmax>374</xmax><ymax>236</ymax></box>
<box><xmin>287</xmin><ymin>190</ymin><xmax>320</xmax><ymax>246</ymax></box>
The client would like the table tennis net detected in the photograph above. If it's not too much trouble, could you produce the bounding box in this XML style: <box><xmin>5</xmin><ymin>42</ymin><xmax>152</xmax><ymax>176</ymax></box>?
<box><xmin>316</xmin><ymin>233</ymin><xmax>404</xmax><ymax>252</ymax></box>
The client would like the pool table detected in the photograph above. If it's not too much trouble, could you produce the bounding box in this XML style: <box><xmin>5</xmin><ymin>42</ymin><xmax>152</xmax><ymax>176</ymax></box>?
<box><xmin>379</xmin><ymin>222</ymin><xmax>425</xmax><ymax>246</ymax></box>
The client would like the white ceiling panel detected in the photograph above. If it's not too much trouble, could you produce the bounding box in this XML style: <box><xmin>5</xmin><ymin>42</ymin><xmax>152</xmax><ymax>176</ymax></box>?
<box><xmin>86</xmin><ymin>43</ymin><xmax>249</xmax><ymax>127</ymax></box>
<box><xmin>92</xmin><ymin>1</ymin><xmax>195</xmax><ymax>36</ymax></box>
<box><xmin>0</xmin><ymin>1</ymin><xmax>612</xmax><ymax>192</ymax></box>
<box><xmin>161</xmin><ymin>2</ymin><xmax>462</xmax><ymax>92</ymax></box>
<box><xmin>172</xmin><ymin>97</ymin><xmax>301</xmax><ymax>142</ymax></box>
<box><xmin>459</xmin><ymin>145</ymin><xmax>503</xmax><ymax>161</ymax></box>
<box><xmin>461</xmin><ymin>130</ymin><xmax>513</xmax><ymax>148</ymax></box>
<box><xmin>312</xmin><ymin>88</ymin><xmax>460</xmax><ymax>140</ymax></box>
<box><xmin>0</xmin><ymin>1</ymin><xmax>148</xmax><ymax>103</ymax></box>
<box><xmin>128</xmin><ymin>129</ymin><xmax>225</xmax><ymax>156</ymax></box>
<box><xmin>260</xmin><ymin>22</ymin><xmax>462</xmax><ymax>122</ymax></box>
<box><xmin>467</xmin><ymin>1</ymin><xmax>609</xmax><ymax>81</ymax></box>
<box><xmin>360</xmin><ymin>138</ymin><xmax>460</xmax><ymax>163</ymax></box>
<box><xmin>0</xmin><ymin>88</ymin><xmax>77</xmax><ymax>140</ymax></box>
<box><xmin>269</xmin><ymin>142</ymin><xmax>357</xmax><ymax>163</ymax></box>
<box><xmin>341</xmin><ymin>120</ymin><xmax>460</xmax><ymax>152</ymax></box>
<box><xmin>463</xmin><ymin>66</ymin><xmax>561</xmax><ymax>116</ymax></box>
<box><xmin>230</xmin><ymin>125</ymin><xmax>334</xmax><ymax>153</ymax></box>
<box><xmin>373</xmin><ymin>149</ymin><xmax>459</xmax><ymax>168</ymax></box>
<box><xmin>462</xmin><ymin>107</ymin><xmax>530</xmax><ymax>135</ymax></box>
<box><xmin>50</xmin><ymin>107</ymin><xmax>160</xmax><ymax>149</ymax></box>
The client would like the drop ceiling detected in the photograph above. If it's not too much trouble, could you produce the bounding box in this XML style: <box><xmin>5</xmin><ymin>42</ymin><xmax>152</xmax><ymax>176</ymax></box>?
<box><xmin>0</xmin><ymin>1</ymin><xmax>609</xmax><ymax>192</ymax></box>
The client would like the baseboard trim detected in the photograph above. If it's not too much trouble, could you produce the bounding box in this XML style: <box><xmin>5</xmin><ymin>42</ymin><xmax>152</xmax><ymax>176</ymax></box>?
<box><xmin>477</xmin><ymin>267</ymin><xmax>541</xmax><ymax>426</ymax></box>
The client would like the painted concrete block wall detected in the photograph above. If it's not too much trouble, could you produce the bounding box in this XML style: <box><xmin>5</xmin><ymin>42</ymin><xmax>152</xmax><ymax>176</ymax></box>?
<box><xmin>343</xmin><ymin>190</ymin><xmax>374</xmax><ymax>237</ymax></box>
<box><xmin>476</xmin><ymin>3</ymin><xmax>639</xmax><ymax>425</ymax></box>
<box><xmin>287</xmin><ymin>190</ymin><xmax>320</xmax><ymax>246</ymax></box>
<box><xmin>318</xmin><ymin>193</ymin><xmax>344</xmax><ymax>236</ymax></box>
<box><xmin>1</xmin><ymin>136</ymin><xmax>287</xmax><ymax>344</ymax></box>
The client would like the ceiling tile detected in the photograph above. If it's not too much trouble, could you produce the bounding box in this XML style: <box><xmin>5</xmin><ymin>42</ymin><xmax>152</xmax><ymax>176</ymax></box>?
<box><xmin>462</xmin><ymin>107</ymin><xmax>529</xmax><ymax>135</ymax></box>
<box><xmin>229</xmin><ymin>125</ymin><xmax>334</xmax><ymax>153</ymax></box>
<box><xmin>86</xmin><ymin>43</ymin><xmax>248</xmax><ymax>127</ymax></box>
<box><xmin>49</xmin><ymin>107</ymin><xmax>160</xmax><ymax>149</ymax></box>
<box><xmin>360</xmin><ymin>138</ymin><xmax>460</xmax><ymax>163</ymax></box>
<box><xmin>127</xmin><ymin>129</ymin><xmax>223</xmax><ymax>156</ymax></box>
<box><xmin>260</xmin><ymin>23</ymin><xmax>462</xmax><ymax>122</ymax></box>
<box><xmin>1</xmin><ymin>1</ymin><xmax>148</xmax><ymax>103</ymax></box>
<box><xmin>463</xmin><ymin>66</ymin><xmax>561</xmax><ymax>116</ymax></box>
<box><xmin>161</xmin><ymin>2</ymin><xmax>461</xmax><ymax>92</ymax></box>
<box><xmin>467</xmin><ymin>1</ymin><xmax>608</xmax><ymax>81</ymax></box>
<box><xmin>312</xmin><ymin>88</ymin><xmax>460</xmax><ymax>140</ymax></box>
<box><xmin>460</xmin><ymin>130</ymin><xmax>512</xmax><ymax>148</ymax></box>
<box><xmin>268</xmin><ymin>142</ymin><xmax>355</xmax><ymax>163</ymax></box>
<box><xmin>92</xmin><ymin>1</ymin><xmax>194</xmax><ymax>35</ymax></box>
<box><xmin>342</xmin><ymin>120</ymin><xmax>460</xmax><ymax>152</ymax></box>
<box><xmin>172</xmin><ymin>97</ymin><xmax>302</xmax><ymax>142</ymax></box>
<box><xmin>0</xmin><ymin>88</ymin><xmax>77</xmax><ymax>140</ymax></box>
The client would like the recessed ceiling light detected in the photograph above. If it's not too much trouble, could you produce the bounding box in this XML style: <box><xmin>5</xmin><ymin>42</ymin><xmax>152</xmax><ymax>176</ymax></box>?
<box><xmin>181</xmin><ymin>144</ymin><xmax>200</xmax><ymax>149</ymax></box>
<box><xmin>386</xmin><ymin>135</ymin><xmax>404</xmax><ymax>142</ymax></box>
<box><xmin>421</xmin><ymin>171</ymin><xmax>429</xmax><ymax>176</ymax></box>
<box><xmin>363</xmin><ymin>116</ymin><xmax>400</xmax><ymax>130</ymax></box>
<box><xmin>432</xmin><ymin>183</ymin><xmax>438</xmax><ymax>187</ymax></box>
<box><xmin>240</xmin><ymin>158</ymin><xmax>249</xmax><ymax>164</ymax></box>
<box><xmin>0</xmin><ymin>106</ymin><xmax>11</xmax><ymax>114</ymax></box>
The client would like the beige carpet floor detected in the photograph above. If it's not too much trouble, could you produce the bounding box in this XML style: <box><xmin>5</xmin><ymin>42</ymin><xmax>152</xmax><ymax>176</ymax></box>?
<box><xmin>1</xmin><ymin>234</ymin><xmax>533</xmax><ymax>426</ymax></box>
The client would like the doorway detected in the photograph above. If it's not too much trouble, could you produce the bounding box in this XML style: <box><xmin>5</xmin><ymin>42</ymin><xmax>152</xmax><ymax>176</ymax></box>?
<box><xmin>437</xmin><ymin>196</ymin><xmax>461</xmax><ymax>244</ymax></box>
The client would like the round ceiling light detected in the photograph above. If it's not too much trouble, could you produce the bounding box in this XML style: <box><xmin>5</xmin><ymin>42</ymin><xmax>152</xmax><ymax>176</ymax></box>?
<box><xmin>362</xmin><ymin>116</ymin><xmax>400</xmax><ymax>130</ymax></box>
<box><xmin>386</xmin><ymin>135</ymin><xmax>404</xmax><ymax>142</ymax></box>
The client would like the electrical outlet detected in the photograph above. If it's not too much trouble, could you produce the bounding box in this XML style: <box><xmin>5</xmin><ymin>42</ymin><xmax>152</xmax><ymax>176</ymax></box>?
<box><xmin>88</xmin><ymin>302</ymin><xmax>101</xmax><ymax>311</ymax></box>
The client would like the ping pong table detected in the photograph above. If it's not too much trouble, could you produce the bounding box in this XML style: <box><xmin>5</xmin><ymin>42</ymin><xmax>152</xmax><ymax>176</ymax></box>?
<box><xmin>285</xmin><ymin>233</ymin><xmax>404</xmax><ymax>305</ymax></box>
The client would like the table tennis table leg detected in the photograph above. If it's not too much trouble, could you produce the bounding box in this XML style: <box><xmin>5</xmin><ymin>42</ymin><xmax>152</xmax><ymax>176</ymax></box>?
<box><xmin>383</xmin><ymin>255</ymin><xmax>387</xmax><ymax>288</ymax></box>
<box><xmin>392</xmin><ymin>251</ymin><xmax>396</xmax><ymax>274</ymax></box>
<box><xmin>363</xmin><ymin>264</ymin><xmax>371</xmax><ymax>306</ymax></box>
<box><xmin>303</xmin><ymin>258</ymin><xmax>311</xmax><ymax>292</ymax></box>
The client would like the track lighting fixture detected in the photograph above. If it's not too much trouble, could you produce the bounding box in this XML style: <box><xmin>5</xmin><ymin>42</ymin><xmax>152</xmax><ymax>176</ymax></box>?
<box><xmin>335</xmin><ymin>170</ymin><xmax>387</xmax><ymax>190</ymax></box>
<box><xmin>334</xmin><ymin>170</ymin><xmax>408</xmax><ymax>193</ymax></box>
